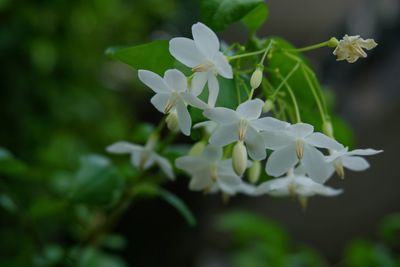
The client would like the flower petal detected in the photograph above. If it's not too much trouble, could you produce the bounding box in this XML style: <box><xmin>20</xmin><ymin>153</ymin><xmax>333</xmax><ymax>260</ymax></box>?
<box><xmin>348</xmin><ymin>148</ymin><xmax>383</xmax><ymax>156</ymax></box>
<box><xmin>209</xmin><ymin>123</ymin><xmax>238</xmax><ymax>146</ymax></box>
<box><xmin>154</xmin><ymin>154</ymin><xmax>175</xmax><ymax>180</ymax></box>
<box><xmin>251</xmin><ymin>117</ymin><xmax>290</xmax><ymax>131</ymax></box>
<box><xmin>288</xmin><ymin>123</ymin><xmax>314</xmax><ymax>138</ymax></box>
<box><xmin>207</xmin><ymin>74</ymin><xmax>219</xmax><ymax>107</ymax></box>
<box><xmin>189</xmin><ymin>173</ymin><xmax>213</xmax><ymax>191</ymax></box>
<box><xmin>182</xmin><ymin>92</ymin><xmax>209</xmax><ymax>110</ymax></box>
<box><xmin>175</xmin><ymin>155</ymin><xmax>208</xmax><ymax>173</ymax></box>
<box><xmin>305</xmin><ymin>132</ymin><xmax>344</xmax><ymax>150</ymax></box>
<box><xmin>169</xmin><ymin>37</ymin><xmax>204</xmax><ymax>67</ymax></box>
<box><xmin>265</xmin><ymin>144</ymin><xmax>298</xmax><ymax>177</ymax></box>
<box><xmin>138</xmin><ymin>70</ymin><xmax>171</xmax><ymax>93</ymax></box>
<box><xmin>176</xmin><ymin>100</ymin><xmax>191</xmax><ymax>136</ymax></box>
<box><xmin>106</xmin><ymin>141</ymin><xmax>142</xmax><ymax>154</ymax></box>
<box><xmin>203</xmin><ymin>107</ymin><xmax>238</xmax><ymax>124</ymax></box>
<box><xmin>236</xmin><ymin>98</ymin><xmax>264</xmax><ymax>120</ymax></box>
<box><xmin>301</xmin><ymin>145</ymin><xmax>331</xmax><ymax>183</ymax></box>
<box><xmin>213</xmin><ymin>52</ymin><xmax>233</xmax><ymax>79</ymax></box>
<box><xmin>192</xmin><ymin>22</ymin><xmax>219</xmax><ymax>59</ymax></box>
<box><xmin>191</xmin><ymin>72</ymin><xmax>209</xmax><ymax>96</ymax></box>
<box><xmin>218</xmin><ymin>174</ymin><xmax>242</xmax><ymax>195</ymax></box>
<box><xmin>342</xmin><ymin>156</ymin><xmax>370</xmax><ymax>171</ymax></box>
<box><xmin>202</xmin><ymin>145</ymin><xmax>223</xmax><ymax>161</ymax></box>
<box><xmin>164</xmin><ymin>69</ymin><xmax>187</xmax><ymax>92</ymax></box>
<box><xmin>261</xmin><ymin>131</ymin><xmax>294</xmax><ymax>150</ymax></box>
<box><xmin>150</xmin><ymin>93</ymin><xmax>170</xmax><ymax>113</ymax></box>
<box><xmin>245</xmin><ymin>126</ymin><xmax>266</xmax><ymax>160</ymax></box>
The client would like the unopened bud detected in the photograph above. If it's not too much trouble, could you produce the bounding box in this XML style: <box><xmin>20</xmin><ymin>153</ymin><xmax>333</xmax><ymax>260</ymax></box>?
<box><xmin>166</xmin><ymin>112</ymin><xmax>179</xmax><ymax>132</ymax></box>
<box><xmin>189</xmin><ymin>141</ymin><xmax>206</xmax><ymax>156</ymax></box>
<box><xmin>248</xmin><ymin>161</ymin><xmax>261</xmax><ymax>184</ymax></box>
<box><xmin>322</xmin><ymin>121</ymin><xmax>334</xmax><ymax>138</ymax></box>
<box><xmin>232</xmin><ymin>141</ymin><xmax>247</xmax><ymax>176</ymax></box>
<box><xmin>250</xmin><ymin>67</ymin><xmax>263</xmax><ymax>89</ymax></box>
<box><xmin>262</xmin><ymin>99</ymin><xmax>274</xmax><ymax>113</ymax></box>
<box><xmin>327</xmin><ymin>37</ymin><xmax>339</xmax><ymax>48</ymax></box>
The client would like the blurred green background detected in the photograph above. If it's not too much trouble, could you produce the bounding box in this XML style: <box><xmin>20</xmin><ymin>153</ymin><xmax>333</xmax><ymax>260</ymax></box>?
<box><xmin>1</xmin><ymin>0</ymin><xmax>400</xmax><ymax>266</ymax></box>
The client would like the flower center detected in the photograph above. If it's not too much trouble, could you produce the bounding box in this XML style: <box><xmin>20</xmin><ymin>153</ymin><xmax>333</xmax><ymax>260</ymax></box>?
<box><xmin>238</xmin><ymin>119</ymin><xmax>249</xmax><ymax>141</ymax></box>
<box><xmin>295</xmin><ymin>139</ymin><xmax>304</xmax><ymax>159</ymax></box>
<box><xmin>192</xmin><ymin>62</ymin><xmax>214</xmax><ymax>72</ymax></box>
<box><xmin>164</xmin><ymin>92</ymin><xmax>180</xmax><ymax>113</ymax></box>
<box><xmin>334</xmin><ymin>158</ymin><xmax>345</xmax><ymax>179</ymax></box>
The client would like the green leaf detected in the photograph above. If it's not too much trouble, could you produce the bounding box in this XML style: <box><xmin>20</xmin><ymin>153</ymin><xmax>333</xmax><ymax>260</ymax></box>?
<box><xmin>241</xmin><ymin>3</ymin><xmax>268</xmax><ymax>33</ymax></box>
<box><xmin>106</xmin><ymin>40</ymin><xmax>174</xmax><ymax>75</ymax></box>
<box><xmin>0</xmin><ymin>147</ymin><xmax>27</xmax><ymax>176</ymax></box>
<box><xmin>69</xmin><ymin>155</ymin><xmax>124</xmax><ymax>207</ymax></box>
<box><xmin>134</xmin><ymin>183</ymin><xmax>196</xmax><ymax>226</ymax></box>
<box><xmin>379</xmin><ymin>213</ymin><xmax>400</xmax><ymax>245</ymax></box>
<box><xmin>201</xmin><ymin>0</ymin><xmax>267</xmax><ymax>32</ymax></box>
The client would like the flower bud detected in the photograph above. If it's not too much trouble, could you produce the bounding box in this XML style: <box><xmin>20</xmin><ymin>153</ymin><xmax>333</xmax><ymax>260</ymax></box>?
<box><xmin>327</xmin><ymin>37</ymin><xmax>339</xmax><ymax>48</ymax></box>
<box><xmin>232</xmin><ymin>141</ymin><xmax>247</xmax><ymax>176</ymax></box>
<box><xmin>188</xmin><ymin>141</ymin><xmax>206</xmax><ymax>156</ymax></box>
<box><xmin>248</xmin><ymin>161</ymin><xmax>261</xmax><ymax>184</ymax></box>
<box><xmin>250</xmin><ymin>67</ymin><xmax>263</xmax><ymax>89</ymax></box>
<box><xmin>262</xmin><ymin>99</ymin><xmax>274</xmax><ymax>113</ymax></box>
<box><xmin>322</xmin><ymin>121</ymin><xmax>334</xmax><ymax>138</ymax></box>
<box><xmin>166</xmin><ymin>112</ymin><xmax>179</xmax><ymax>132</ymax></box>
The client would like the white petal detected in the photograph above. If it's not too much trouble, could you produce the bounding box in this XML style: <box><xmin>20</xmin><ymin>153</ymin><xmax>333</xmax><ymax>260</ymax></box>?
<box><xmin>202</xmin><ymin>145</ymin><xmax>223</xmax><ymax>161</ymax></box>
<box><xmin>106</xmin><ymin>141</ymin><xmax>142</xmax><ymax>154</ymax></box>
<box><xmin>261</xmin><ymin>131</ymin><xmax>294</xmax><ymax>150</ymax></box>
<box><xmin>130</xmin><ymin>151</ymin><xmax>155</xmax><ymax>170</ymax></box>
<box><xmin>150</xmin><ymin>93</ymin><xmax>170</xmax><ymax>113</ymax></box>
<box><xmin>192</xmin><ymin>22</ymin><xmax>219</xmax><ymax>59</ymax></box>
<box><xmin>169</xmin><ymin>37</ymin><xmax>204</xmax><ymax>67</ymax></box>
<box><xmin>193</xmin><ymin>120</ymin><xmax>217</xmax><ymax>132</ymax></box>
<box><xmin>265</xmin><ymin>145</ymin><xmax>298</xmax><ymax>177</ymax></box>
<box><xmin>175</xmin><ymin>156</ymin><xmax>208</xmax><ymax>173</ymax></box>
<box><xmin>164</xmin><ymin>69</ymin><xmax>187</xmax><ymax>92</ymax></box>
<box><xmin>342</xmin><ymin>156</ymin><xmax>370</xmax><ymax>171</ymax></box>
<box><xmin>236</xmin><ymin>99</ymin><xmax>264</xmax><ymax>120</ymax></box>
<box><xmin>176</xmin><ymin>100</ymin><xmax>191</xmax><ymax>136</ymax></box>
<box><xmin>191</xmin><ymin>72</ymin><xmax>208</xmax><ymax>96</ymax></box>
<box><xmin>154</xmin><ymin>155</ymin><xmax>175</xmax><ymax>180</ymax></box>
<box><xmin>181</xmin><ymin>92</ymin><xmax>209</xmax><ymax>110</ymax></box>
<box><xmin>207</xmin><ymin>74</ymin><xmax>219</xmax><ymax>107</ymax></box>
<box><xmin>138</xmin><ymin>70</ymin><xmax>171</xmax><ymax>93</ymax></box>
<box><xmin>209</xmin><ymin>123</ymin><xmax>238</xmax><ymax>146</ymax></box>
<box><xmin>213</xmin><ymin>52</ymin><xmax>233</xmax><ymax>79</ymax></box>
<box><xmin>245</xmin><ymin>126</ymin><xmax>266</xmax><ymax>160</ymax></box>
<box><xmin>288</xmin><ymin>123</ymin><xmax>314</xmax><ymax>138</ymax></box>
<box><xmin>252</xmin><ymin>117</ymin><xmax>290</xmax><ymax>131</ymax></box>
<box><xmin>189</xmin><ymin>173</ymin><xmax>213</xmax><ymax>191</ymax></box>
<box><xmin>305</xmin><ymin>132</ymin><xmax>343</xmax><ymax>150</ymax></box>
<box><xmin>312</xmin><ymin>184</ymin><xmax>343</xmax><ymax>197</ymax></box>
<box><xmin>348</xmin><ymin>148</ymin><xmax>383</xmax><ymax>156</ymax></box>
<box><xmin>217</xmin><ymin>174</ymin><xmax>242</xmax><ymax>194</ymax></box>
<box><xmin>203</xmin><ymin>107</ymin><xmax>238</xmax><ymax>124</ymax></box>
<box><xmin>301</xmin><ymin>145</ymin><xmax>331</xmax><ymax>183</ymax></box>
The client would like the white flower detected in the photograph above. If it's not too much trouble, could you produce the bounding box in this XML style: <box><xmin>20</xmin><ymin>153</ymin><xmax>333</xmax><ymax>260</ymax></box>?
<box><xmin>263</xmin><ymin>123</ymin><xmax>343</xmax><ymax>180</ymax></box>
<box><xmin>138</xmin><ymin>69</ymin><xmax>207</xmax><ymax>136</ymax></box>
<box><xmin>203</xmin><ymin>98</ymin><xmax>289</xmax><ymax>160</ymax></box>
<box><xmin>175</xmin><ymin>145</ymin><xmax>254</xmax><ymax>195</ymax></box>
<box><xmin>333</xmin><ymin>35</ymin><xmax>377</xmax><ymax>63</ymax></box>
<box><xmin>106</xmin><ymin>139</ymin><xmax>175</xmax><ymax>180</ymax></box>
<box><xmin>325</xmin><ymin>147</ymin><xmax>383</xmax><ymax>180</ymax></box>
<box><xmin>169</xmin><ymin>22</ymin><xmax>233</xmax><ymax>107</ymax></box>
<box><xmin>255</xmin><ymin>172</ymin><xmax>343</xmax><ymax>198</ymax></box>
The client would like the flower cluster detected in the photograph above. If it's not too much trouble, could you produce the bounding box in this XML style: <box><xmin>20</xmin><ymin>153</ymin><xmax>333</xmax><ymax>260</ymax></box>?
<box><xmin>107</xmin><ymin>22</ymin><xmax>381</xmax><ymax>205</ymax></box>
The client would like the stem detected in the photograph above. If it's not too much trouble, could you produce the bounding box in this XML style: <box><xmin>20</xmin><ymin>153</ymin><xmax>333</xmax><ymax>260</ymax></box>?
<box><xmin>229</xmin><ymin>40</ymin><xmax>274</xmax><ymax>61</ymax></box>
<box><xmin>284</xmin><ymin>40</ymin><xmax>330</xmax><ymax>53</ymax></box>
<box><xmin>276</xmin><ymin>72</ymin><xmax>301</xmax><ymax>123</ymax></box>
<box><xmin>301</xmin><ymin>66</ymin><xmax>327</xmax><ymax>122</ymax></box>
<box><xmin>269</xmin><ymin>63</ymin><xmax>300</xmax><ymax>99</ymax></box>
